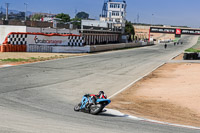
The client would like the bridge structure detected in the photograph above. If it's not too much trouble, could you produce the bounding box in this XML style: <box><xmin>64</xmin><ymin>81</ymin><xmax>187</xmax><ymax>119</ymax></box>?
<box><xmin>149</xmin><ymin>27</ymin><xmax>200</xmax><ymax>42</ymax></box>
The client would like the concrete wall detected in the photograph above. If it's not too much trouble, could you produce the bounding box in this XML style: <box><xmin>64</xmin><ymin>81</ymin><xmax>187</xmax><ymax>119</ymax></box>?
<box><xmin>90</xmin><ymin>42</ymin><xmax>151</xmax><ymax>52</ymax></box>
<box><xmin>52</xmin><ymin>46</ymin><xmax>90</xmax><ymax>53</ymax></box>
<box><xmin>0</xmin><ymin>25</ymin><xmax>80</xmax><ymax>45</ymax></box>
<box><xmin>26</xmin><ymin>42</ymin><xmax>153</xmax><ymax>53</ymax></box>
<box><xmin>0</xmin><ymin>25</ymin><xmax>26</xmax><ymax>44</ymax></box>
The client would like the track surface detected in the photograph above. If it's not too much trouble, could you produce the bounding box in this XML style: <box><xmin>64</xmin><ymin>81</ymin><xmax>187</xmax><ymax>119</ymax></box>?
<box><xmin>0</xmin><ymin>36</ymin><xmax>199</xmax><ymax>133</ymax></box>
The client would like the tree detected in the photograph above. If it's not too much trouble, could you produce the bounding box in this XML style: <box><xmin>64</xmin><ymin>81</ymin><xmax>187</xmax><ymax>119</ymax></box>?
<box><xmin>56</xmin><ymin>13</ymin><xmax>70</xmax><ymax>23</ymax></box>
<box><xmin>125</xmin><ymin>21</ymin><xmax>135</xmax><ymax>36</ymax></box>
<box><xmin>30</xmin><ymin>14</ymin><xmax>43</xmax><ymax>21</ymax></box>
<box><xmin>70</xmin><ymin>17</ymin><xmax>81</xmax><ymax>28</ymax></box>
<box><xmin>75</xmin><ymin>12</ymin><xmax>89</xmax><ymax>19</ymax></box>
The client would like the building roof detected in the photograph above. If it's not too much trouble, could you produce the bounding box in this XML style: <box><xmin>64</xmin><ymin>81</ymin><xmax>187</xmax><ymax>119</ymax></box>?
<box><xmin>107</xmin><ymin>0</ymin><xmax>126</xmax><ymax>3</ymax></box>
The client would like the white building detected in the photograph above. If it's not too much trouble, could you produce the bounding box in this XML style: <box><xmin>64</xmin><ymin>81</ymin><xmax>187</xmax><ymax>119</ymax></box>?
<box><xmin>100</xmin><ymin>0</ymin><xmax>126</xmax><ymax>32</ymax></box>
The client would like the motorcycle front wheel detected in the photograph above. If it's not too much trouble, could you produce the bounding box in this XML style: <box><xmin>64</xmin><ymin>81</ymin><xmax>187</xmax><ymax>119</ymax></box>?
<box><xmin>90</xmin><ymin>104</ymin><xmax>104</xmax><ymax>115</ymax></box>
<box><xmin>74</xmin><ymin>103</ymin><xmax>81</xmax><ymax>112</ymax></box>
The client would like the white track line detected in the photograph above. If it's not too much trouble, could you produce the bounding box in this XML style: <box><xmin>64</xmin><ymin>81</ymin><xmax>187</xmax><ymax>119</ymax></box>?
<box><xmin>108</xmin><ymin>51</ymin><xmax>200</xmax><ymax>130</ymax></box>
<box><xmin>105</xmin><ymin>108</ymin><xmax>200</xmax><ymax>130</ymax></box>
<box><xmin>108</xmin><ymin>62</ymin><xmax>165</xmax><ymax>99</ymax></box>
<box><xmin>0</xmin><ymin>64</ymin><xmax>13</xmax><ymax>67</ymax></box>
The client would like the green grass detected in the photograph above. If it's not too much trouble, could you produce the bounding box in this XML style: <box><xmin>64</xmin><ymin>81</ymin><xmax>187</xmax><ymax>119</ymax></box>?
<box><xmin>185</xmin><ymin>37</ymin><xmax>200</xmax><ymax>52</ymax></box>
<box><xmin>0</xmin><ymin>58</ymin><xmax>29</xmax><ymax>62</ymax></box>
<box><xmin>185</xmin><ymin>48</ymin><xmax>200</xmax><ymax>53</ymax></box>
<box><xmin>173</xmin><ymin>37</ymin><xmax>180</xmax><ymax>42</ymax></box>
<box><xmin>29</xmin><ymin>57</ymin><xmax>37</xmax><ymax>60</ymax></box>
<box><xmin>0</xmin><ymin>55</ymin><xmax>70</xmax><ymax>63</ymax></box>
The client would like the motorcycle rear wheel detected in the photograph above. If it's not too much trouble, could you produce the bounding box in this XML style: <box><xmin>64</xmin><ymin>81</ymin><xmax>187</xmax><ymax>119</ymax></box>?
<box><xmin>90</xmin><ymin>104</ymin><xmax>104</xmax><ymax>115</ymax></box>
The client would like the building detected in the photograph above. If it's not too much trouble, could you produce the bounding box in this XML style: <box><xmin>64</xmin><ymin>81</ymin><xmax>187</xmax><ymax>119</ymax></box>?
<box><xmin>100</xmin><ymin>0</ymin><xmax>127</xmax><ymax>33</ymax></box>
<box><xmin>133</xmin><ymin>24</ymin><xmax>175</xmax><ymax>43</ymax></box>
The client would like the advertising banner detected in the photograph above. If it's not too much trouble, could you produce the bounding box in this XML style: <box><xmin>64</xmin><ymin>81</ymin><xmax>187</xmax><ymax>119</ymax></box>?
<box><xmin>150</xmin><ymin>27</ymin><xmax>176</xmax><ymax>34</ymax></box>
<box><xmin>4</xmin><ymin>32</ymin><xmax>84</xmax><ymax>47</ymax></box>
<box><xmin>150</xmin><ymin>27</ymin><xmax>200</xmax><ymax>35</ymax></box>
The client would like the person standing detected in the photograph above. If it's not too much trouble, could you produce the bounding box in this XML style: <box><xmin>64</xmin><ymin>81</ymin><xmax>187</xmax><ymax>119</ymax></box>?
<box><xmin>164</xmin><ymin>44</ymin><xmax>167</xmax><ymax>49</ymax></box>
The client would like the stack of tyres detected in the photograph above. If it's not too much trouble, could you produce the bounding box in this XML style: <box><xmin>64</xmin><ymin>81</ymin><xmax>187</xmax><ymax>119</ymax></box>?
<box><xmin>1</xmin><ymin>45</ymin><xmax>5</xmax><ymax>52</ymax></box>
<box><xmin>7</xmin><ymin>45</ymin><xmax>12</xmax><ymax>52</ymax></box>
<box><xmin>183</xmin><ymin>53</ymin><xmax>199</xmax><ymax>60</ymax></box>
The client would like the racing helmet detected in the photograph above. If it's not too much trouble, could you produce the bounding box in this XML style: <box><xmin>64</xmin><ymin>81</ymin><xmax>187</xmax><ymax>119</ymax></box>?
<box><xmin>99</xmin><ymin>91</ymin><xmax>107</xmax><ymax>99</ymax></box>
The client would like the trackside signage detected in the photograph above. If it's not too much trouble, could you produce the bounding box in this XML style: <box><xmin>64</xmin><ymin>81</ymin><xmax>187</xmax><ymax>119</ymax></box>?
<box><xmin>181</xmin><ymin>29</ymin><xmax>200</xmax><ymax>35</ymax></box>
<box><xmin>32</xmin><ymin>35</ymin><xmax>63</xmax><ymax>45</ymax></box>
<box><xmin>3</xmin><ymin>32</ymin><xmax>84</xmax><ymax>47</ymax></box>
<box><xmin>150</xmin><ymin>27</ymin><xmax>176</xmax><ymax>34</ymax></box>
<box><xmin>150</xmin><ymin>27</ymin><xmax>200</xmax><ymax>35</ymax></box>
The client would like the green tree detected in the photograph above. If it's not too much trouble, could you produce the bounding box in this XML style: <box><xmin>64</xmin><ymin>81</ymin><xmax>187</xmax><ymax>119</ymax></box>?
<box><xmin>70</xmin><ymin>17</ymin><xmax>81</xmax><ymax>28</ymax></box>
<box><xmin>125</xmin><ymin>21</ymin><xmax>135</xmax><ymax>36</ymax></box>
<box><xmin>30</xmin><ymin>14</ymin><xmax>43</xmax><ymax>21</ymax></box>
<box><xmin>75</xmin><ymin>12</ymin><xmax>89</xmax><ymax>19</ymax></box>
<box><xmin>56</xmin><ymin>13</ymin><xmax>70</xmax><ymax>23</ymax></box>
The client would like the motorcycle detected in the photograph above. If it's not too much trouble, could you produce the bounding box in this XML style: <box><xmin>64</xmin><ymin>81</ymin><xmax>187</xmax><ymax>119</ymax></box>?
<box><xmin>74</xmin><ymin>94</ymin><xmax>111</xmax><ymax>115</ymax></box>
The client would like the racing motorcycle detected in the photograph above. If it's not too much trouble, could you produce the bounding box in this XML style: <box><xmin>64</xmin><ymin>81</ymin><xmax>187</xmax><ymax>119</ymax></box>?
<box><xmin>74</xmin><ymin>94</ymin><xmax>111</xmax><ymax>115</ymax></box>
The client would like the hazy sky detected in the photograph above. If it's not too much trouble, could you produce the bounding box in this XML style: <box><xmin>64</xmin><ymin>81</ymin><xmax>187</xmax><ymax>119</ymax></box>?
<box><xmin>1</xmin><ymin>0</ymin><xmax>200</xmax><ymax>28</ymax></box>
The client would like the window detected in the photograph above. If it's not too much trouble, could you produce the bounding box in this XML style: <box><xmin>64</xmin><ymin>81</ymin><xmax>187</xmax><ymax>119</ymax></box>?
<box><xmin>112</xmin><ymin>12</ymin><xmax>115</xmax><ymax>16</ymax></box>
<box><xmin>118</xmin><ymin>4</ymin><xmax>120</xmax><ymax>8</ymax></box>
<box><xmin>110</xmin><ymin>4</ymin><xmax>114</xmax><ymax>8</ymax></box>
<box><xmin>122</xmin><ymin>4</ymin><xmax>124</xmax><ymax>8</ymax></box>
<box><xmin>112</xmin><ymin>11</ymin><xmax>120</xmax><ymax>16</ymax></box>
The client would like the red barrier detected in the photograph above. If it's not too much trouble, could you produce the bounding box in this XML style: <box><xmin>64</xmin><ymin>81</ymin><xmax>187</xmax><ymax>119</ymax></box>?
<box><xmin>16</xmin><ymin>45</ymin><xmax>20</xmax><ymax>52</ymax></box>
<box><xmin>0</xmin><ymin>44</ymin><xmax>28</xmax><ymax>52</ymax></box>
<box><xmin>7</xmin><ymin>44</ymin><xmax>12</xmax><ymax>52</ymax></box>
<box><xmin>20</xmin><ymin>45</ymin><xmax>23</xmax><ymax>52</ymax></box>
<box><xmin>13</xmin><ymin>45</ymin><xmax>17</xmax><ymax>52</ymax></box>
<box><xmin>22</xmin><ymin>45</ymin><xmax>27</xmax><ymax>52</ymax></box>
<box><xmin>3</xmin><ymin>45</ymin><xmax>7</xmax><ymax>52</ymax></box>
<box><xmin>1</xmin><ymin>45</ymin><xmax>5</xmax><ymax>52</ymax></box>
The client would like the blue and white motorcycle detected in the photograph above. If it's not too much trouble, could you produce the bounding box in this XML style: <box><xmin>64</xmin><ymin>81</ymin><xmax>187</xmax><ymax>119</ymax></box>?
<box><xmin>74</xmin><ymin>94</ymin><xmax>111</xmax><ymax>115</ymax></box>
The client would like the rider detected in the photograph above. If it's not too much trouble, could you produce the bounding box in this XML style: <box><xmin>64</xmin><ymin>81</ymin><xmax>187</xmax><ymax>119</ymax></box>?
<box><xmin>85</xmin><ymin>91</ymin><xmax>107</xmax><ymax>107</ymax></box>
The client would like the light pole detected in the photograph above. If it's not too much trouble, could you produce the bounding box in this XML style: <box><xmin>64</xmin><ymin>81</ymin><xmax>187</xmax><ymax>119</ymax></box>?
<box><xmin>5</xmin><ymin>3</ymin><xmax>9</xmax><ymax>20</ymax></box>
<box><xmin>151</xmin><ymin>14</ymin><xmax>154</xmax><ymax>26</ymax></box>
<box><xmin>24</xmin><ymin>3</ymin><xmax>28</xmax><ymax>21</ymax></box>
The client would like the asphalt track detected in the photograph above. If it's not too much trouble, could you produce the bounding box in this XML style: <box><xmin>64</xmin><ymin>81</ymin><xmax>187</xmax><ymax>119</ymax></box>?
<box><xmin>0</xmin><ymin>35</ymin><xmax>199</xmax><ymax>133</ymax></box>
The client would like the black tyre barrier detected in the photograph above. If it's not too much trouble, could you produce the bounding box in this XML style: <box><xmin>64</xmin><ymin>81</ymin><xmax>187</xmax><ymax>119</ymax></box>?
<box><xmin>183</xmin><ymin>53</ymin><xmax>199</xmax><ymax>60</ymax></box>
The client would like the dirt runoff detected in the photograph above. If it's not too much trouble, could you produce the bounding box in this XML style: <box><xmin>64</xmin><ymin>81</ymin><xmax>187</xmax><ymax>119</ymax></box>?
<box><xmin>0</xmin><ymin>52</ymin><xmax>87</xmax><ymax>66</ymax></box>
<box><xmin>109</xmin><ymin>63</ymin><xmax>200</xmax><ymax>127</ymax></box>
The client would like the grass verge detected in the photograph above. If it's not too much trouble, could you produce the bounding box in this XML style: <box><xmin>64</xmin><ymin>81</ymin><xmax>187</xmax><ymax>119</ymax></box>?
<box><xmin>185</xmin><ymin>37</ymin><xmax>200</xmax><ymax>52</ymax></box>
<box><xmin>0</xmin><ymin>55</ymin><xmax>70</xmax><ymax>63</ymax></box>
<box><xmin>185</xmin><ymin>48</ymin><xmax>200</xmax><ymax>53</ymax></box>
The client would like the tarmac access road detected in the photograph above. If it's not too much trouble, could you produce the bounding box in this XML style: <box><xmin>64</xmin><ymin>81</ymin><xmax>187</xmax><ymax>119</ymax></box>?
<box><xmin>0</xmin><ymin>35</ymin><xmax>199</xmax><ymax>133</ymax></box>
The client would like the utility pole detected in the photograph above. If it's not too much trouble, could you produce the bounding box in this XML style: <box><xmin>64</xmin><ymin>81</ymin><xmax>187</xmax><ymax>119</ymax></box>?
<box><xmin>5</xmin><ymin>3</ymin><xmax>9</xmax><ymax>20</ymax></box>
<box><xmin>24</xmin><ymin>3</ymin><xmax>28</xmax><ymax>21</ymax></box>
<box><xmin>151</xmin><ymin>14</ymin><xmax>154</xmax><ymax>26</ymax></box>
<box><xmin>75</xmin><ymin>9</ymin><xmax>77</xmax><ymax>17</ymax></box>
<box><xmin>137</xmin><ymin>13</ymin><xmax>140</xmax><ymax>23</ymax></box>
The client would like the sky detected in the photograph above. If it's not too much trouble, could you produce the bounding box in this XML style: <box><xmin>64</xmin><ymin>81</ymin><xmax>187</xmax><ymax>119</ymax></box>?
<box><xmin>1</xmin><ymin>0</ymin><xmax>200</xmax><ymax>28</ymax></box>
